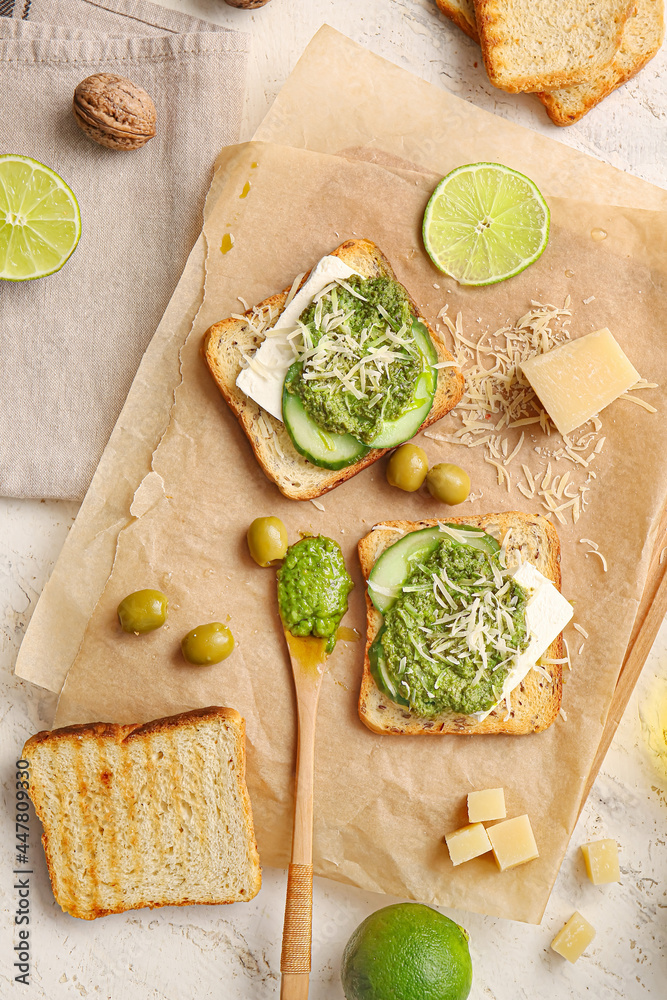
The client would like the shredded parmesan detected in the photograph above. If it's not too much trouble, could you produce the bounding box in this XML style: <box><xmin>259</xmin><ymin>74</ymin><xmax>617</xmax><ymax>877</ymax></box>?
<box><xmin>310</xmin><ymin>499</ymin><xmax>325</xmax><ymax>511</ymax></box>
<box><xmin>573</xmin><ymin>623</ymin><xmax>589</xmax><ymax>639</ymax></box>
<box><xmin>563</xmin><ymin>636</ymin><xmax>572</xmax><ymax>671</ymax></box>
<box><xmin>619</xmin><ymin>393</ymin><xmax>658</xmax><ymax>413</ymax></box>
<box><xmin>585</xmin><ymin>548</ymin><xmax>608</xmax><ymax>572</ymax></box>
<box><xmin>433</xmin><ymin>298</ymin><xmax>624</xmax><ymax>526</ymax></box>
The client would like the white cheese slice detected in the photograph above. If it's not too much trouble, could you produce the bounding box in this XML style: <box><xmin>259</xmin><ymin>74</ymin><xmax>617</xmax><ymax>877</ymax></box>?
<box><xmin>236</xmin><ymin>254</ymin><xmax>358</xmax><ymax>421</ymax></box>
<box><xmin>471</xmin><ymin>562</ymin><xmax>573</xmax><ymax>722</ymax></box>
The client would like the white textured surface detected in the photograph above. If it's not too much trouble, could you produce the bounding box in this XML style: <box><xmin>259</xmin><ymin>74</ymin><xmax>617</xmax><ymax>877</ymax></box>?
<box><xmin>2</xmin><ymin>0</ymin><xmax>666</xmax><ymax>996</ymax></box>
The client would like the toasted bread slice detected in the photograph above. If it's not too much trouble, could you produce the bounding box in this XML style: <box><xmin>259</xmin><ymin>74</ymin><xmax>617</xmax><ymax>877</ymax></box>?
<box><xmin>473</xmin><ymin>0</ymin><xmax>634</xmax><ymax>93</ymax></box>
<box><xmin>23</xmin><ymin>707</ymin><xmax>261</xmax><ymax>920</ymax></box>
<box><xmin>537</xmin><ymin>0</ymin><xmax>665</xmax><ymax>125</ymax></box>
<box><xmin>357</xmin><ymin>512</ymin><xmax>564</xmax><ymax>736</ymax></box>
<box><xmin>435</xmin><ymin>0</ymin><xmax>479</xmax><ymax>41</ymax></box>
<box><xmin>203</xmin><ymin>239</ymin><xmax>464</xmax><ymax>501</ymax></box>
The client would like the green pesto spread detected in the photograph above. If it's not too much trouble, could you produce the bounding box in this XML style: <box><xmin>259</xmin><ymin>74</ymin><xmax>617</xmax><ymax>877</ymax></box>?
<box><xmin>277</xmin><ymin>535</ymin><xmax>353</xmax><ymax>653</ymax></box>
<box><xmin>285</xmin><ymin>275</ymin><xmax>426</xmax><ymax>444</ymax></box>
<box><xmin>375</xmin><ymin>538</ymin><xmax>530</xmax><ymax>716</ymax></box>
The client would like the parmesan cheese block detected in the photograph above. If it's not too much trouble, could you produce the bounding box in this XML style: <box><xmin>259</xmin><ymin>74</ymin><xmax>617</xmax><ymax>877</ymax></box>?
<box><xmin>520</xmin><ymin>328</ymin><xmax>640</xmax><ymax>436</ymax></box>
<box><xmin>467</xmin><ymin>787</ymin><xmax>506</xmax><ymax>823</ymax></box>
<box><xmin>487</xmin><ymin>814</ymin><xmax>539</xmax><ymax>870</ymax></box>
<box><xmin>581</xmin><ymin>838</ymin><xmax>621</xmax><ymax>885</ymax></box>
<box><xmin>445</xmin><ymin>823</ymin><xmax>493</xmax><ymax>866</ymax></box>
<box><xmin>551</xmin><ymin>912</ymin><xmax>596</xmax><ymax>963</ymax></box>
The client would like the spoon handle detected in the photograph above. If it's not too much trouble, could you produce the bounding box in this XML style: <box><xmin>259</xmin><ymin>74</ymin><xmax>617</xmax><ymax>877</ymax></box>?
<box><xmin>280</xmin><ymin>639</ymin><xmax>326</xmax><ymax>999</ymax></box>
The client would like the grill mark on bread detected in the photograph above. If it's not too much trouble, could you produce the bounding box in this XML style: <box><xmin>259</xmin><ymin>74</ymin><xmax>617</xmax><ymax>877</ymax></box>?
<box><xmin>23</xmin><ymin>708</ymin><xmax>261</xmax><ymax>919</ymax></box>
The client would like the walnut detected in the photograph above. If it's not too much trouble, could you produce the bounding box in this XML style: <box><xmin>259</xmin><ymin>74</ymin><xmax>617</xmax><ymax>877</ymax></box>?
<box><xmin>73</xmin><ymin>74</ymin><xmax>156</xmax><ymax>152</ymax></box>
<box><xmin>224</xmin><ymin>0</ymin><xmax>272</xmax><ymax>7</ymax></box>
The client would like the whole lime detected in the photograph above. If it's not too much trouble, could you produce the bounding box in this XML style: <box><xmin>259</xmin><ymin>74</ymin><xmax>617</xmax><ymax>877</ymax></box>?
<box><xmin>341</xmin><ymin>902</ymin><xmax>472</xmax><ymax>1000</ymax></box>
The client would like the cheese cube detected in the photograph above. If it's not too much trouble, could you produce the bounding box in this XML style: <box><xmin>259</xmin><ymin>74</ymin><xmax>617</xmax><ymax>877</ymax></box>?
<box><xmin>467</xmin><ymin>787</ymin><xmax>506</xmax><ymax>823</ymax></box>
<box><xmin>487</xmin><ymin>814</ymin><xmax>539</xmax><ymax>871</ymax></box>
<box><xmin>581</xmin><ymin>839</ymin><xmax>620</xmax><ymax>885</ymax></box>
<box><xmin>445</xmin><ymin>823</ymin><xmax>492</xmax><ymax>867</ymax></box>
<box><xmin>551</xmin><ymin>912</ymin><xmax>596</xmax><ymax>963</ymax></box>
<box><xmin>520</xmin><ymin>328</ymin><xmax>640</xmax><ymax>436</ymax></box>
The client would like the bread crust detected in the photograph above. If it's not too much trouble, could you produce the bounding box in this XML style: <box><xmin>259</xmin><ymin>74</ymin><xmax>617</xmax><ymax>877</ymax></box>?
<box><xmin>23</xmin><ymin>707</ymin><xmax>262</xmax><ymax>920</ymax></box>
<box><xmin>202</xmin><ymin>239</ymin><xmax>464</xmax><ymax>500</ymax></box>
<box><xmin>435</xmin><ymin>0</ymin><xmax>480</xmax><ymax>41</ymax></box>
<box><xmin>537</xmin><ymin>0</ymin><xmax>665</xmax><ymax>125</ymax></box>
<box><xmin>357</xmin><ymin>513</ymin><xmax>564</xmax><ymax>736</ymax></box>
<box><xmin>473</xmin><ymin>0</ymin><xmax>634</xmax><ymax>93</ymax></box>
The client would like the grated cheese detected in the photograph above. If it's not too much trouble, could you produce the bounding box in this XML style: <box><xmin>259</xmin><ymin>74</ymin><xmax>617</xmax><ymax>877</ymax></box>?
<box><xmin>310</xmin><ymin>499</ymin><xmax>325</xmax><ymax>511</ymax></box>
<box><xmin>619</xmin><ymin>393</ymin><xmax>658</xmax><ymax>413</ymax></box>
<box><xmin>585</xmin><ymin>549</ymin><xmax>608</xmax><ymax>572</ymax></box>
<box><xmin>563</xmin><ymin>636</ymin><xmax>572</xmax><ymax>671</ymax></box>
<box><xmin>573</xmin><ymin>623</ymin><xmax>589</xmax><ymax>639</ymax></box>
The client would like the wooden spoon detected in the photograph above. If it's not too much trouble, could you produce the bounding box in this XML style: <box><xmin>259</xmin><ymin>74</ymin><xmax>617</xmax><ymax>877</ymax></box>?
<box><xmin>280</xmin><ymin>630</ymin><xmax>329</xmax><ymax>1000</ymax></box>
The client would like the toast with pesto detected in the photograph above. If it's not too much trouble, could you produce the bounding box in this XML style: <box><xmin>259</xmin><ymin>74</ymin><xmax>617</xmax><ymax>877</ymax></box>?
<box><xmin>473</xmin><ymin>0</ymin><xmax>634</xmax><ymax>93</ymax></box>
<box><xmin>357</xmin><ymin>512</ymin><xmax>566</xmax><ymax>736</ymax></box>
<box><xmin>203</xmin><ymin>239</ymin><xmax>464</xmax><ymax>501</ymax></box>
<box><xmin>23</xmin><ymin>707</ymin><xmax>261</xmax><ymax>920</ymax></box>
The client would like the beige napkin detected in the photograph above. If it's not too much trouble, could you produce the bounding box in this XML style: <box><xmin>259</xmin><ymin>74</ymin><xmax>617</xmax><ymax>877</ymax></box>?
<box><xmin>0</xmin><ymin>0</ymin><xmax>249</xmax><ymax>500</ymax></box>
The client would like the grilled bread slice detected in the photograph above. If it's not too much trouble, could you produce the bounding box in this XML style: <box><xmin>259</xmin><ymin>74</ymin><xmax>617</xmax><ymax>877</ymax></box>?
<box><xmin>358</xmin><ymin>513</ymin><xmax>564</xmax><ymax>736</ymax></box>
<box><xmin>537</xmin><ymin>0</ymin><xmax>665</xmax><ymax>125</ymax></box>
<box><xmin>435</xmin><ymin>0</ymin><xmax>479</xmax><ymax>41</ymax></box>
<box><xmin>203</xmin><ymin>239</ymin><xmax>464</xmax><ymax>501</ymax></box>
<box><xmin>473</xmin><ymin>0</ymin><xmax>634</xmax><ymax>93</ymax></box>
<box><xmin>23</xmin><ymin>707</ymin><xmax>261</xmax><ymax>920</ymax></box>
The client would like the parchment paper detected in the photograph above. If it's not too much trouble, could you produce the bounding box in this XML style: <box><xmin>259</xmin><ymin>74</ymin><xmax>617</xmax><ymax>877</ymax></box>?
<box><xmin>52</xmin><ymin>141</ymin><xmax>667</xmax><ymax>923</ymax></box>
<box><xmin>16</xmin><ymin>26</ymin><xmax>667</xmax><ymax>696</ymax></box>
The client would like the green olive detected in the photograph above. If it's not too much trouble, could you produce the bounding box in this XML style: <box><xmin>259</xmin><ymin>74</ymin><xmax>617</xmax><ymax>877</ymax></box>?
<box><xmin>181</xmin><ymin>622</ymin><xmax>235</xmax><ymax>665</ymax></box>
<box><xmin>386</xmin><ymin>444</ymin><xmax>429</xmax><ymax>492</ymax></box>
<box><xmin>247</xmin><ymin>516</ymin><xmax>288</xmax><ymax>566</ymax></box>
<box><xmin>117</xmin><ymin>589</ymin><xmax>168</xmax><ymax>633</ymax></box>
<box><xmin>426</xmin><ymin>463</ymin><xmax>471</xmax><ymax>505</ymax></box>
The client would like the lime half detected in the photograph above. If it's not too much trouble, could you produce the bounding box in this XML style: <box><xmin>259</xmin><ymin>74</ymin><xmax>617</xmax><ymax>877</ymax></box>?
<box><xmin>0</xmin><ymin>154</ymin><xmax>81</xmax><ymax>281</ymax></box>
<box><xmin>423</xmin><ymin>162</ymin><xmax>549</xmax><ymax>286</ymax></box>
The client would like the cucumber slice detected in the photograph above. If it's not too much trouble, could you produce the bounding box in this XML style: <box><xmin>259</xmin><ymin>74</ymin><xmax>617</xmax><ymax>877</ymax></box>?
<box><xmin>369</xmin><ymin>629</ymin><xmax>409</xmax><ymax>706</ymax></box>
<box><xmin>412</xmin><ymin>318</ymin><xmax>438</xmax><ymax>365</ymax></box>
<box><xmin>367</xmin><ymin>524</ymin><xmax>500</xmax><ymax>613</ymax></box>
<box><xmin>366</xmin><ymin>321</ymin><xmax>437</xmax><ymax>449</ymax></box>
<box><xmin>366</xmin><ymin>370</ymin><xmax>435</xmax><ymax>449</ymax></box>
<box><xmin>282</xmin><ymin>376</ymin><xmax>370</xmax><ymax>470</ymax></box>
